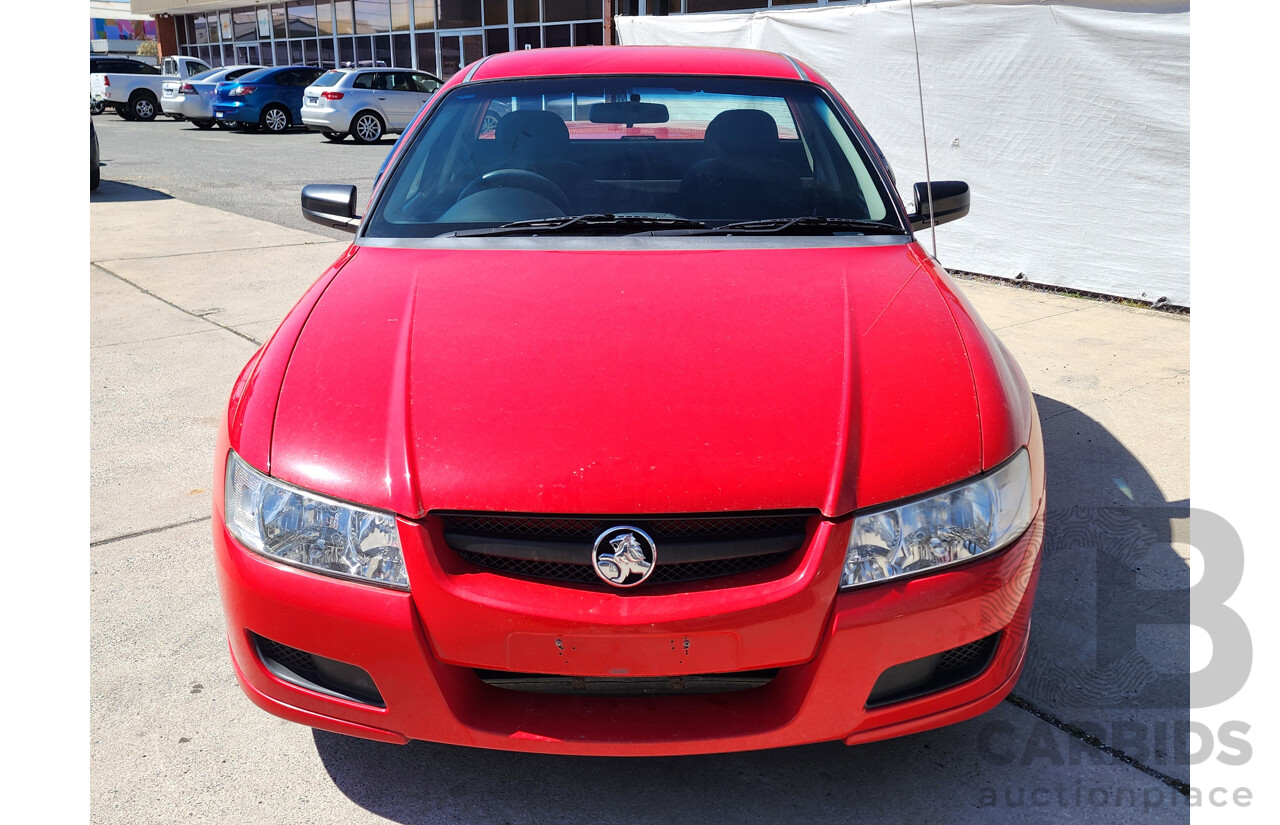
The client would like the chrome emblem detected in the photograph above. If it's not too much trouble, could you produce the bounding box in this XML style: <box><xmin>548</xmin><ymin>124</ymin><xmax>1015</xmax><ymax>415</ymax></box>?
<box><xmin>592</xmin><ymin>526</ymin><xmax>657</xmax><ymax>588</ymax></box>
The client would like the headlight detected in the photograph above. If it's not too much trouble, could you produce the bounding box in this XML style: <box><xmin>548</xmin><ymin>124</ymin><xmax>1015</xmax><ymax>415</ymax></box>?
<box><xmin>840</xmin><ymin>449</ymin><xmax>1032</xmax><ymax>589</ymax></box>
<box><xmin>224</xmin><ymin>451</ymin><xmax>408</xmax><ymax>589</ymax></box>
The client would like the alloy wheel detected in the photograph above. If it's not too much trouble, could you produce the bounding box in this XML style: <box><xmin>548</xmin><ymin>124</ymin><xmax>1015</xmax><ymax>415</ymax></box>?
<box><xmin>355</xmin><ymin>114</ymin><xmax>383</xmax><ymax>143</ymax></box>
<box><xmin>264</xmin><ymin>107</ymin><xmax>289</xmax><ymax>132</ymax></box>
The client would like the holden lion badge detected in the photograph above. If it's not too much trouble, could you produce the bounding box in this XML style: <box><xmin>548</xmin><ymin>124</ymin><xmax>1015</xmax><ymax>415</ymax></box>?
<box><xmin>592</xmin><ymin>526</ymin><xmax>657</xmax><ymax>588</ymax></box>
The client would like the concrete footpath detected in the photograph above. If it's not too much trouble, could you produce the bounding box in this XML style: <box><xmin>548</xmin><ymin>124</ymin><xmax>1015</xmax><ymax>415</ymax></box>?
<box><xmin>90</xmin><ymin>188</ymin><xmax>1191</xmax><ymax>824</ymax></box>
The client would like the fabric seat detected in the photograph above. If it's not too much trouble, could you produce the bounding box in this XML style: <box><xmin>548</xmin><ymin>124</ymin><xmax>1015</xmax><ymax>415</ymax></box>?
<box><xmin>678</xmin><ymin>109</ymin><xmax>804</xmax><ymax>219</ymax></box>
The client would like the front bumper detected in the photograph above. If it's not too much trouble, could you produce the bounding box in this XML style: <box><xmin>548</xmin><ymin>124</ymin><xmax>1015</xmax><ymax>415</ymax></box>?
<box><xmin>213</xmin><ymin>466</ymin><xmax>1045</xmax><ymax>755</ymax></box>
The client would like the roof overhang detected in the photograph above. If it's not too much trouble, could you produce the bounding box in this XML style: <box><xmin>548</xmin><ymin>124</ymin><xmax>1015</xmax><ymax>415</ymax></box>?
<box><xmin>129</xmin><ymin>1</ymin><xmax>275</xmax><ymax>15</ymax></box>
<box><xmin>91</xmin><ymin>1</ymin><xmax>155</xmax><ymax>20</ymax></box>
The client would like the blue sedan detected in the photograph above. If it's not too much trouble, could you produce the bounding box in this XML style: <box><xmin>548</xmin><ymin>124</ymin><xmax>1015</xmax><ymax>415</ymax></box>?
<box><xmin>213</xmin><ymin>66</ymin><xmax>326</xmax><ymax>133</ymax></box>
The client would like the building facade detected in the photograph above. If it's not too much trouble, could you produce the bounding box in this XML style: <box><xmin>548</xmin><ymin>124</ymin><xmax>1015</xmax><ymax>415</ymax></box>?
<box><xmin>92</xmin><ymin>0</ymin><xmax>161</xmax><ymax>59</ymax></box>
<box><xmin>126</xmin><ymin>0</ymin><xmax>874</xmax><ymax>79</ymax></box>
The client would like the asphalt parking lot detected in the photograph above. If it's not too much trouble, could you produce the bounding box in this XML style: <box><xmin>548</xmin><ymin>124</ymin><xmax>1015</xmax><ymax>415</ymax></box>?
<box><xmin>90</xmin><ymin>113</ymin><xmax>1192</xmax><ymax>824</ymax></box>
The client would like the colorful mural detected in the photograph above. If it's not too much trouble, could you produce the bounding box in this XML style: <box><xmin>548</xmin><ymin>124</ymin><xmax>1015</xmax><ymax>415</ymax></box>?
<box><xmin>91</xmin><ymin>18</ymin><xmax>158</xmax><ymax>42</ymax></box>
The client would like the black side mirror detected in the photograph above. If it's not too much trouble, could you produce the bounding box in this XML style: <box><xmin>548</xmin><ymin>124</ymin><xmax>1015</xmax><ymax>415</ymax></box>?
<box><xmin>908</xmin><ymin>180</ymin><xmax>970</xmax><ymax>231</ymax></box>
<box><xmin>301</xmin><ymin>184</ymin><xmax>360</xmax><ymax>232</ymax></box>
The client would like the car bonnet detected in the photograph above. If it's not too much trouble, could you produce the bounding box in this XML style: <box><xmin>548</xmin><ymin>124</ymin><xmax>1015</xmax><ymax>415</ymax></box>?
<box><xmin>266</xmin><ymin>242</ymin><xmax>982</xmax><ymax>518</ymax></box>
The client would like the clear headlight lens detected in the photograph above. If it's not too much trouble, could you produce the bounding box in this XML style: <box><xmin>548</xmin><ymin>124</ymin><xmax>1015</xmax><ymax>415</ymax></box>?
<box><xmin>840</xmin><ymin>449</ymin><xmax>1032</xmax><ymax>590</ymax></box>
<box><xmin>224</xmin><ymin>451</ymin><xmax>408</xmax><ymax>589</ymax></box>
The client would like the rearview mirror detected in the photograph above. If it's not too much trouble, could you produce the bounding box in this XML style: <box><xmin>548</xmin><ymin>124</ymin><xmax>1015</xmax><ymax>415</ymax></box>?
<box><xmin>589</xmin><ymin>101</ymin><xmax>669</xmax><ymax>127</ymax></box>
<box><xmin>908</xmin><ymin>180</ymin><xmax>970</xmax><ymax>231</ymax></box>
<box><xmin>301</xmin><ymin>184</ymin><xmax>360</xmax><ymax>232</ymax></box>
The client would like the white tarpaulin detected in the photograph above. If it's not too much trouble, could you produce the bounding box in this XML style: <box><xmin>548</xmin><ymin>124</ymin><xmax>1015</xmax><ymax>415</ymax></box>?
<box><xmin>616</xmin><ymin>1</ymin><xmax>1190</xmax><ymax>306</ymax></box>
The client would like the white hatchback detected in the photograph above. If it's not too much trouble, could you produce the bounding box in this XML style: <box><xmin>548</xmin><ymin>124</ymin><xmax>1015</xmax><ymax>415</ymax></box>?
<box><xmin>302</xmin><ymin>68</ymin><xmax>442</xmax><ymax>143</ymax></box>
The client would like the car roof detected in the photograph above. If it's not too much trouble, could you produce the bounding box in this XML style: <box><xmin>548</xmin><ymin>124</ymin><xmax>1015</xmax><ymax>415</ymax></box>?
<box><xmin>465</xmin><ymin>46</ymin><xmax>806</xmax><ymax>83</ymax></box>
<box><xmin>335</xmin><ymin>66</ymin><xmax>418</xmax><ymax>73</ymax></box>
<box><xmin>239</xmin><ymin>65</ymin><xmax>319</xmax><ymax>81</ymax></box>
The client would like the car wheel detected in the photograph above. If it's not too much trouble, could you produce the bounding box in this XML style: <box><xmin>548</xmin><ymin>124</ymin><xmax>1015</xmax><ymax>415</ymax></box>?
<box><xmin>90</xmin><ymin>98</ymin><xmax>106</xmax><ymax>115</ymax></box>
<box><xmin>130</xmin><ymin>93</ymin><xmax>158</xmax><ymax>122</ymax></box>
<box><xmin>351</xmin><ymin>111</ymin><xmax>384</xmax><ymax>144</ymax></box>
<box><xmin>114</xmin><ymin>105</ymin><xmax>134</xmax><ymax>121</ymax></box>
<box><xmin>192</xmin><ymin>119</ymin><xmax>216</xmax><ymax>130</ymax></box>
<box><xmin>261</xmin><ymin>105</ymin><xmax>290</xmax><ymax>133</ymax></box>
<box><xmin>322</xmin><ymin>131</ymin><xmax>346</xmax><ymax>142</ymax></box>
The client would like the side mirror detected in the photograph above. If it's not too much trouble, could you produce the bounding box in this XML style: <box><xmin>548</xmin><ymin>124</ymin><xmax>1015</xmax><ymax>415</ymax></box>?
<box><xmin>301</xmin><ymin>184</ymin><xmax>360</xmax><ymax>232</ymax></box>
<box><xmin>908</xmin><ymin>180</ymin><xmax>970</xmax><ymax>231</ymax></box>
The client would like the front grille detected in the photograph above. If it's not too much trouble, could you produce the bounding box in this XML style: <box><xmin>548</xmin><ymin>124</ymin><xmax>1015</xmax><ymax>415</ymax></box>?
<box><xmin>441</xmin><ymin>512</ymin><xmax>811</xmax><ymax>587</ymax></box>
<box><xmin>476</xmin><ymin>668</ymin><xmax>779</xmax><ymax>696</ymax></box>
<box><xmin>444</xmin><ymin>513</ymin><xmax>809</xmax><ymax>540</ymax></box>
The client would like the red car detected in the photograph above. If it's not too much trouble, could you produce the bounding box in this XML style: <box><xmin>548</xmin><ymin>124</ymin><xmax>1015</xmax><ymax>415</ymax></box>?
<box><xmin>214</xmin><ymin>46</ymin><xmax>1045</xmax><ymax>755</ymax></box>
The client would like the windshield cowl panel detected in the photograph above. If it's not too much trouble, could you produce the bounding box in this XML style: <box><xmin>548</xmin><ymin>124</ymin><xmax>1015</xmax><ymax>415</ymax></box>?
<box><xmin>363</xmin><ymin>75</ymin><xmax>903</xmax><ymax>239</ymax></box>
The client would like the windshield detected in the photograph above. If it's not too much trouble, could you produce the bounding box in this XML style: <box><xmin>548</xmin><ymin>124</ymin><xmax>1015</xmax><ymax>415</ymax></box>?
<box><xmin>364</xmin><ymin>76</ymin><xmax>898</xmax><ymax>238</ymax></box>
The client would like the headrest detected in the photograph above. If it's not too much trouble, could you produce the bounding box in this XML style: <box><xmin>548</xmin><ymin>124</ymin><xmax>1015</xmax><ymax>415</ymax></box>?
<box><xmin>705</xmin><ymin>109</ymin><xmax>780</xmax><ymax>158</ymax></box>
<box><xmin>495</xmin><ymin>110</ymin><xmax>570</xmax><ymax>151</ymax></box>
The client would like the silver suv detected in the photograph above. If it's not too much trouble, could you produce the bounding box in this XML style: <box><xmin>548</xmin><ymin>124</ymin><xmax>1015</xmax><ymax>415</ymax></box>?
<box><xmin>302</xmin><ymin>68</ymin><xmax>442</xmax><ymax>144</ymax></box>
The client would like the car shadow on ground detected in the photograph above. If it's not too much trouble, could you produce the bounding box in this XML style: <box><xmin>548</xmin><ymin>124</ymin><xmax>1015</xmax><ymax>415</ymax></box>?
<box><xmin>90</xmin><ymin>180</ymin><xmax>173</xmax><ymax>203</ymax></box>
<box><xmin>311</xmin><ymin>391</ymin><xmax>1191</xmax><ymax>822</ymax></box>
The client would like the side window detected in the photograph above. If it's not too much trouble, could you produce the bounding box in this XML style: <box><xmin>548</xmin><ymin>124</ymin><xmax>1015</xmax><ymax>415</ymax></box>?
<box><xmin>275</xmin><ymin>70</ymin><xmax>295</xmax><ymax>86</ymax></box>
<box><xmin>353</xmin><ymin>72</ymin><xmax>376</xmax><ymax>90</ymax></box>
<box><xmin>411</xmin><ymin>74</ymin><xmax>440</xmax><ymax>94</ymax></box>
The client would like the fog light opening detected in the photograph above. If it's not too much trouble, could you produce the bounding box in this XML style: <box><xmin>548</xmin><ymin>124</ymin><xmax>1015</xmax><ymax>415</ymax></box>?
<box><xmin>865</xmin><ymin>633</ymin><xmax>1001</xmax><ymax>708</ymax></box>
<box><xmin>252</xmin><ymin>633</ymin><xmax>385</xmax><ymax>708</ymax></box>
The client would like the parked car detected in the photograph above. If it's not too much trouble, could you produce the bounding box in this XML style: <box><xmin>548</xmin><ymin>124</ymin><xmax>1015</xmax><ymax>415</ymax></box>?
<box><xmin>90</xmin><ymin>56</ymin><xmax>158</xmax><ymax>114</ymax></box>
<box><xmin>301</xmin><ymin>68</ymin><xmax>442</xmax><ymax>143</ymax></box>
<box><xmin>90</xmin><ymin>56</ymin><xmax>159</xmax><ymax>75</ymax></box>
<box><xmin>162</xmin><ymin>65</ymin><xmax>264</xmax><ymax>129</ymax></box>
<box><xmin>91</xmin><ymin>55</ymin><xmax>211</xmax><ymax>122</ymax></box>
<box><xmin>212</xmin><ymin>66</ymin><xmax>326</xmax><ymax>133</ymax></box>
<box><xmin>215</xmin><ymin>46</ymin><xmax>1044</xmax><ymax>756</ymax></box>
<box><xmin>90</xmin><ymin>119</ymin><xmax>100</xmax><ymax>191</ymax></box>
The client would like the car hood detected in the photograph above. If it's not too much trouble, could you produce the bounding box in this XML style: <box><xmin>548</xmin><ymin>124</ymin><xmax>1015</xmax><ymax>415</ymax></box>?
<box><xmin>267</xmin><ymin>242</ymin><xmax>982</xmax><ymax>518</ymax></box>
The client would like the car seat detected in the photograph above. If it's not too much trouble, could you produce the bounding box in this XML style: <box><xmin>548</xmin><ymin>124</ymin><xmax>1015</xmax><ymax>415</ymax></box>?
<box><xmin>678</xmin><ymin>109</ymin><xmax>804</xmax><ymax>219</ymax></box>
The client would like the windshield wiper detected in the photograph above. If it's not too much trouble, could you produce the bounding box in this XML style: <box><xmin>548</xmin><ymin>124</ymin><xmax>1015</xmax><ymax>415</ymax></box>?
<box><xmin>448</xmin><ymin>214</ymin><xmax>708</xmax><ymax>237</ymax></box>
<box><xmin>657</xmin><ymin>216</ymin><xmax>907</xmax><ymax>236</ymax></box>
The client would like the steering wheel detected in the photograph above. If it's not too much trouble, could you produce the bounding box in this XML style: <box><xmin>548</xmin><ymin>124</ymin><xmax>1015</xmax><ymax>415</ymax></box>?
<box><xmin>458</xmin><ymin>169</ymin><xmax>570</xmax><ymax>215</ymax></box>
